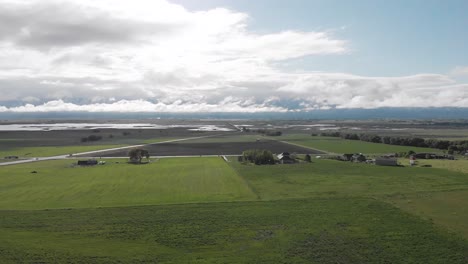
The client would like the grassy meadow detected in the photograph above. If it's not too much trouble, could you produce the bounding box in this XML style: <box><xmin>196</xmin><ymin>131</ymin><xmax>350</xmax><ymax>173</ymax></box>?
<box><xmin>388</xmin><ymin>190</ymin><xmax>468</xmax><ymax>239</ymax></box>
<box><xmin>229</xmin><ymin>159</ymin><xmax>468</xmax><ymax>200</ymax></box>
<box><xmin>1</xmin><ymin>199</ymin><xmax>467</xmax><ymax>263</ymax></box>
<box><xmin>0</xmin><ymin>158</ymin><xmax>256</xmax><ymax>210</ymax></box>
<box><xmin>277</xmin><ymin>134</ymin><xmax>439</xmax><ymax>154</ymax></box>
<box><xmin>1</xmin><ymin>153</ymin><xmax>468</xmax><ymax>262</ymax></box>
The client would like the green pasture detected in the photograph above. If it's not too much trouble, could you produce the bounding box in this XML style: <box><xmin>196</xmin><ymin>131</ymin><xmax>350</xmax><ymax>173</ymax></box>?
<box><xmin>407</xmin><ymin>158</ymin><xmax>468</xmax><ymax>174</ymax></box>
<box><xmin>229</xmin><ymin>159</ymin><xmax>468</xmax><ymax>200</ymax></box>
<box><xmin>1</xmin><ymin>155</ymin><xmax>468</xmax><ymax>262</ymax></box>
<box><xmin>388</xmin><ymin>190</ymin><xmax>468</xmax><ymax>239</ymax></box>
<box><xmin>1</xmin><ymin>199</ymin><xmax>467</xmax><ymax>263</ymax></box>
<box><xmin>0</xmin><ymin>157</ymin><xmax>256</xmax><ymax>210</ymax></box>
<box><xmin>277</xmin><ymin>134</ymin><xmax>439</xmax><ymax>154</ymax></box>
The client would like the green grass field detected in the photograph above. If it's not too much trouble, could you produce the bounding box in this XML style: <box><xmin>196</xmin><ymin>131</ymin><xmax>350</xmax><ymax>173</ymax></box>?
<box><xmin>229</xmin><ymin>159</ymin><xmax>468</xmax><ymax>200</ymax></box>
<box><xmin>408</xmin><ymin>159</ymin><xmax>468</xmax><ymax>174</ymax></box>
<box><xmin>1</xmin><ymin>155</ymin><xmax>468</xmax><ymax>262</ymax></box>
<box><xmin>0</xmin><ymin>158</ymin><xmax>256</xmax><ymax>210</ymax></box>
<box><xmin>1</xmin><ymin>199</ymin><xmax>467</xmax><ymax>263</ymax></box>
<box><xmin>388</xmin><ymin>190</ymin><xmax>468</xmax><ymax>239</ymax></box>
<box><xmin>277</xmin><ymin>134</ymin><xmax>439</xmax><ymax>154</ymax></box>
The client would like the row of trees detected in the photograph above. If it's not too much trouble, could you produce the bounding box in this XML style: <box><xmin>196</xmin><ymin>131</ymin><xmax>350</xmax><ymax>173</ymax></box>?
<box><xmin>319</xmin><ymin>132</ymin><xmax>468</xmax><ymax>154</ymax></box>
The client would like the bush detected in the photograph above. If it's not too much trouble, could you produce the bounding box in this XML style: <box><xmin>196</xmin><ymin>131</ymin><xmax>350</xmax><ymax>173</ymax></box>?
<box><xmin>242</xmin><ymin>149</ymin><xmax>275</xmax><ymax>165</ymax></box>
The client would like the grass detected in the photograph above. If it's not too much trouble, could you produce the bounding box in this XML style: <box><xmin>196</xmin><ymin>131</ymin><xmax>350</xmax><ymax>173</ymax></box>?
<box><xmin>277</xmin><ymin>134</ymin><xmax>439</xmax><ymax>154</ymax></box>
<box><xmin>388</xmin><ymin>190</ymin><xmax>468</xmax><ymax>239</ymax></box>
<box><xmin>1</xmin><ymin>198</ymin><xmax>467</xmax><ymax>263</ymax></box>
<box><xmin>404</xmin><ymin>158</ymin><xmax>468</xmax><ymax>174</ymax></box>
<box><xmin>0</xmin><ymin>145</ymin><xmax>127</xmax><ymax>158</ymax></box>
<box><xmin>1</xmin><ymin>155</ymin><xmax>468</xmax><ymax>262</ymax></box>
<box><xmin>0</xmin><ymin>157</ymin><xmax>256</xmax><ymax>210</ymax></box>
<box><xmin>229</xmin><ymin>159</ymin><xmax>468</xmax><ymax>200</ymax></box>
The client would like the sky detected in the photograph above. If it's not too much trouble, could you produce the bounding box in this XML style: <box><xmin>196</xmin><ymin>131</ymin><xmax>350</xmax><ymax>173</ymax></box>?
<box><xmin>0</xmin><ymin>0</ymin><xmax>467</xmax><ymax>113</ymax></box>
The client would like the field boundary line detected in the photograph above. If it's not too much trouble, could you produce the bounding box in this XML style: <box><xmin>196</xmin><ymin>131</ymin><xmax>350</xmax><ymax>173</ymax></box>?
<box><xmin>0</xmin><ymin>133</ymin><xmax>235</xmax><ymax>166</ymax></box>
<box><xmin>271</xmin><ymin>138</ymin><xmax>335</xmax><ymax>155</ymax></box>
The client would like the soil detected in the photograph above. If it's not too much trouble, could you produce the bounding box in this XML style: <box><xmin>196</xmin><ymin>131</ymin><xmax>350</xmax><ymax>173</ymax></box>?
<box><xmin>83</xmin><ymin>140</ymin><xmax>324</xmax><ymax>157</ymax></box>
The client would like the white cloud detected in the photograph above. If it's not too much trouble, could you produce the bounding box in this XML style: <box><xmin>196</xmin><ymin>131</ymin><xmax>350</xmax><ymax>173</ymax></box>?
<box><xmin>0</xmin><ymin>0</ymin><xmax>467</xmax><ymax>112</ymax></box>
<box><xmin>450</xmin><ymin>66</ymin><xmax>468</xmax><ymax>77</ymax></box>
<box><xmin>5</xmin><ymin>99</ymin><xmax>287</xmax><ymax>113</ymax></box>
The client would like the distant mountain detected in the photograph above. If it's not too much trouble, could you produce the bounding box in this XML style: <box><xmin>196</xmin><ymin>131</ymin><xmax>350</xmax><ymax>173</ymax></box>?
<box><xmin>1</xmin><ymin>108</ymin><xmax>468</xmax><ymax>120</ymax></box>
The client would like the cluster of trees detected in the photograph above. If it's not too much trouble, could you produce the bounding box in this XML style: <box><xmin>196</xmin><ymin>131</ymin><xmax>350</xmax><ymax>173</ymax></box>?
<box><xmin>80</xmin><ymin>135</ymin><xmax>102</xmax><ymax>143</ymax></box>
<box><xmin>241</xmin><ymin>149</ymin><xmax>275</xmax><ymax>165</ymax></box>
<box><xmin>319</xmin><ymin>132</ymin><xmax>468</xmax><ymax>154</ymax></box>
<box><xmin>128</xmin><ymin>148</ymin><xmax>150</xmax><ymax>164</ymax></box>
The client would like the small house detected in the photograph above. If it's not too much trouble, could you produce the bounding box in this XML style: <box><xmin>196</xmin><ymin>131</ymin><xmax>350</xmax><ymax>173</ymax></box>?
<box><xmin>277</xmin><ymin>152</ymin><xmax>295</xmax><ymax>164</ymax></box>
<box><xmin>375</xmin><ymin>157</ymin><xmax>398</xmax><ymax>166</ymax></box>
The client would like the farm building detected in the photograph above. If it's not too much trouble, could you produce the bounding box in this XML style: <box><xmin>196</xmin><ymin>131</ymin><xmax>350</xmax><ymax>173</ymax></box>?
<box><xmin>77</xmin><ymin>159</ymin><xmax>98</xmax><ymax>166</ymax></box>
<box><xmin>375</xmin><ymin>157</ymin><xmax>398</xmax><ymax>166</ymax></box>
<box><xmin>277</xmin><ymin>152</ymin><xmax>295</xmax><ymax>164</ymax></box>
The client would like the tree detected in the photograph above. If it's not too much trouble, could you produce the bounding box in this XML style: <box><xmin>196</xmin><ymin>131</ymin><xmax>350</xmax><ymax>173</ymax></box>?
<box><xmin>242</xmin><ymin>149</ymin><xmax>275</xmax><ymax>165</ymax></box>
<box><xmin>304</xmin><ymin>154</ymin><xmax>312</xmax><ymax>162</ymax></box>
<box><xmin>128</xmin><ymin>148</ymin><xmax>150</xmax><ymax>164</ymax></box>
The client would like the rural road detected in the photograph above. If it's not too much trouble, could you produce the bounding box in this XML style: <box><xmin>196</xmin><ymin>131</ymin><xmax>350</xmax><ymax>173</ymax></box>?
<box><xmin>0</xmin><ymin>133</ymin><xmax>234</xmax><ymax>167</ymax></box>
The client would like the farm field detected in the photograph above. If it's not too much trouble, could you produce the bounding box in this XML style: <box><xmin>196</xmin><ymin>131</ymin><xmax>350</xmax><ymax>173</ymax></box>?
<box><xmin>408</xmin><ymin>159</ymin><xmax>468</xmax><ymax>174</ymax></box>
<box><xmin>0</xmin><ymin>127</ymin><xmax>224</xmax><ymax>158</ymax></box>
<box><xmin>1</xmin><ymin>198</ymin><xmax>467</xmax><ymax>263</ymax></box>
<box><xmin>1</xmin><ymin>123</ymin><xmax>468</xmax><ymax>263</ymax></box>
<box><xmin>88</xmin><ymin>138</ymin><xmax>322</xmax><ymax>157</ymax></box>
<box><xmin>229</xmin><ymin>158</ymin><xmax>468</xmax><ymax>200</ymax></box>
<box><xmin>0</xmin><ymin>157</ymin><xmax>256</xmax><ymax>210</ymax></box>
<box><xmin>388</xmin><ymin>190</ymin><xmax>468</xmax><ymax>239</ymax></box>
<box><xmin>0</xmin><ymin>144</ymin><xmax>127</xmax><ymax>158</ymax></box>
<box><xmin>278</xmin><ymin>134</ymin><xmax>439</xmax><ymax>154</ymax></box>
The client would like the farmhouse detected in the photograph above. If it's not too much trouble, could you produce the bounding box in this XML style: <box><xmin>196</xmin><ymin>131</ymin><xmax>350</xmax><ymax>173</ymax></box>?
<box><xmin>77</xmin><ymin>159</ymin><xmax>98</xmax><ymax>166</ymax></box>
<box><xmin>277</xmin><ymin>152</ymin><xmax>295</xmax><ymax>164</ymax></box>
<box><xmin>375</xmin><ymin>157</ymin><xmax>398</xmax><ymax>166</ymax></box>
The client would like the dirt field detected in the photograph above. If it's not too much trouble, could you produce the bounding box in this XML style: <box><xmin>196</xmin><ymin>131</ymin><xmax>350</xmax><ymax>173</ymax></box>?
<box><xmin>0</xmin><ymin>128</ymin><xmax>224</xmax><ymax>149</ymax></box>
<box><xmin>82</xmin><ymin>140</ymin><xmax>323</xmax><ymax>157</ymax></box>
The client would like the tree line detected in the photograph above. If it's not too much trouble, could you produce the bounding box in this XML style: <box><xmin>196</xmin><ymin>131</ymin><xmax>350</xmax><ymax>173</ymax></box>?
<box><xmin>318</xmin><ymin>132</ymin><xmax>468</xmax><ymax>155</ymax></box>
<box><xmin>241</xmin><ymin>149</ymin><xmax>275</xmax><ymax>165</ymax></box>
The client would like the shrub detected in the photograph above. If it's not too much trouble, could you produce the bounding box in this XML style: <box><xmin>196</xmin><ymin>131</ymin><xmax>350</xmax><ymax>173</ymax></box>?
<box><xmin>242</xmin><ymin>149</ymin><xmax>275</xmax><ymax>165</ymax></box>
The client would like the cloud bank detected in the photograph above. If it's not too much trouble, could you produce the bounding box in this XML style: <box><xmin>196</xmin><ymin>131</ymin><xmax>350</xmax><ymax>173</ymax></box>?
<box><xmin>0</xmin><ymin>0</ymin><xmax>467</xmax><ymax>113</ymax></box>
